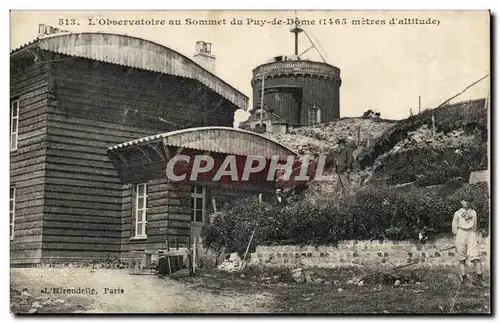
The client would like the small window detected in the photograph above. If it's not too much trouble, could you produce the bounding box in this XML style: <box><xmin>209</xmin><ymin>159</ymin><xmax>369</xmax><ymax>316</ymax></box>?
<box><xmin>191</xmin><ymin>185</ymin><xmax>206</xmax><ymax>223</ymax></box>
<box><xmin>134</xmin><ymin>183</ymin><xmax>148</xmax><ymax>238</ymax></box>
<box><xmin>10</xmin><ymin>99</ymin><xmax>20</xmax><ymax>151</ymax></box>
<box><xmin>308</xmin><ymin>105</ymin><xmax>321</xmax><ymax>125</ymax></box>
<box><xmin>10</xmin><ymin>186</ymin><xmax>16</xmax><ymax>240</ymax></box>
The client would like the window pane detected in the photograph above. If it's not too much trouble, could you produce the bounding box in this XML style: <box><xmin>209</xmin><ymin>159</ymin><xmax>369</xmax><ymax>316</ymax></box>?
<box><xmin>10</xmin><ymin>187</ymin><xmax>14</xmax><ymax>199</ymax></box>
<box><xmin>196</xmin><ymin>210</ymin><xmax>203</xmax><ymax>222</ymax></box>
<box><xmin>137</xmin><ymin>210</ymin><xmax>144</xmax><ymax>222</ymax></box>
<box><xmin>191</xmin><ymin>211</ymin><xmax>195</xmax><ymax>222</ymax></box>
<box><xmin>137</xmin><ymin>197</ymin><xmax>144</xmax><ymax>209</ymax></box>
<box><xmin>196</xmin><ymin>197</ymin><xmax>203</xmax><ymax>206</ymax></box>
<box><xmin>138</xmin><ymin>184</ymin><xmax>145</xmax><ymax>196</ymax></box>
<box><xmin>10</xmin><ymin>201</ymin><xmax>14</xmax><ymax>211</ymax></box>
<box><xmin>10</xmin><ymin>224</ymin><xmax>14</xmax><ymax>237</ymax></box>
<box><xmin>136</xmin><ymin>224</ymin><xmax>143</xmax><ymax>236</ymax></box>
<box><xmin>11</xmin><ymin>104</ymin><xmax>18</xmax><ymax>118</ymax></box>
<box><xmin>11</xmin><ymin>118</ymin><xmax>18</xmax><ymax>132</ymax></box>
<box><xmin>10</xmin><ymin>212</ymin><xmax>13</xmax><ymax>223</ymax></box>
<box><xmin>11</xmin><ymin>134</ymin><xmax>17</xmax><ymax>149</ymax></box>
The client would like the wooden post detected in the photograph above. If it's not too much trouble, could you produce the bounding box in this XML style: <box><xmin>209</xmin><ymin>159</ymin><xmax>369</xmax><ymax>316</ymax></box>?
<box><xmin>187</xmin><ymin>236</ymin><xmax>193</xmax><ymax>276</ymax></box>
<box><xmin>260</xmin><ymin>73</ymin><xmax>265</xmax><ymax>127</ymax></box>
<box><xmin>432</xmin><ymin>114</ymin><xmax>436</xmax><ymax>141</ymax></box>
<box><xmin>243</xmin><ymin>229</ymin><xmax>256</xmax><ymax>262</ymax></box>
<box><xmin>192</xmin><ymin>236</ymin><xmax>197</xmax><ymax>274</ymax></box>
<box><xmin>167</xmin><ymin>257</ymin><xmax>172</xmax><ymax>276</ymax></box>
<box><xmin>212</xmin><ymin>198</ymin><xmax>217</xmax><ymax>213</ymax></box>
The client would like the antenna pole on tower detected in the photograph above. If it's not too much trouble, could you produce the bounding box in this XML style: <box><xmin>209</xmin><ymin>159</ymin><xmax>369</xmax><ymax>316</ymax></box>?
<box><xmin>290</xmin><ymin>12</ymin><xmax>303</xmax><ymax>56</ymax></box>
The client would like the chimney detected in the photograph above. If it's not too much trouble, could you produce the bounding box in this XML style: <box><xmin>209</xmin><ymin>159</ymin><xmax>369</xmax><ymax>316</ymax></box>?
<box><xmin>193</xmin><ymin>41</ymin><xmax>216</xmax><ymax>74</ymax></box>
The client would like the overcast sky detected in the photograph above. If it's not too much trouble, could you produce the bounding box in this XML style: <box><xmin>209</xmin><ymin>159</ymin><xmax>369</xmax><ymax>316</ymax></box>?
<box><xmin>11</xmin><ymin>10</ymin><xmax>490</xmax><ymax>123</ymax></box>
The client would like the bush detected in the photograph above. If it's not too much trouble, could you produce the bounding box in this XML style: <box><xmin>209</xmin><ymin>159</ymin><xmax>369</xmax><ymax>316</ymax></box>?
<box><xmin>374</xmin><ymin>145</ymin><xmax>487</xmax><ymax>186</ymax></box>
<box><xmin>202</xmin><ymin>183</ymin><xmax>490</xmax><ymax>252</ymax></box>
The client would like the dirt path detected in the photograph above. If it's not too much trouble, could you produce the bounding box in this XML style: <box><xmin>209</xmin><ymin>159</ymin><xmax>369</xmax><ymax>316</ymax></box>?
<box><xmin>10</xmin><ymin>268</ymin><xmax>273</xmax><ymax>313</ymax></box>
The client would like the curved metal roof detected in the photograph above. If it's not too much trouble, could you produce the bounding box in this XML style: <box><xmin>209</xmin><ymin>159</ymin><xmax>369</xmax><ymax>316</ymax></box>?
<box><xmin>11</xmin><ymin>32</ymin><xmax>248</xmax><ymax>110</ymax></box>
<box><xmin>109</xmin><ymin>126</ymin><xmax>297</xmax><ymax>159</ymax></box>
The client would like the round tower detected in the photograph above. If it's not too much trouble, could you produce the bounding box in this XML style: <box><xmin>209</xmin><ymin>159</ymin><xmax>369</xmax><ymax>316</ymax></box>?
<box><xmin>250</xmin><ymin>21</ymin><xmax>342</xmax><ymax>126</ymax></box>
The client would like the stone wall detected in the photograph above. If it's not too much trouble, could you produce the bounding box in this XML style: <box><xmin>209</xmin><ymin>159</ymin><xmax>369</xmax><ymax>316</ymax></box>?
<box><xmin>251</xmin><ymin>236</ymin><xmax>490</xmax><ymax>270</ymax></box>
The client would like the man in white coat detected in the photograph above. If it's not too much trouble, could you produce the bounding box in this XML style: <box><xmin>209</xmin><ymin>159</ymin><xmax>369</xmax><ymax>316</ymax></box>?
<box><xmin>452</xmin><ymin>196</ymin><xmax>485</xmax><ymax>287</ymax></box>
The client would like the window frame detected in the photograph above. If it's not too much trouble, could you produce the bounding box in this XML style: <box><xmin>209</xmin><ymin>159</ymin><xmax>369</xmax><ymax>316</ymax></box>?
<box><xmin>134</xmin><ymin>183</ymin><xmax>148</xmax><ymax>238</ymax></box>
<box><xmin>191</xmin><ymin>185</ymin><xmax>206</xmax><ymax>223</ymax></box>
<box><xmin>10</xmin><ymin>186</ymin><xmax>16</xmax><ymax>240</ymax></box>
<box><xmin>10</xmin><ymin>99</ymin><xmax>20</xmax><ymax>152</ymax></box>
<box><xmin>308</xmin><ymin>105</ymin><xmax>321</xmax><ymax>125</ymax></box>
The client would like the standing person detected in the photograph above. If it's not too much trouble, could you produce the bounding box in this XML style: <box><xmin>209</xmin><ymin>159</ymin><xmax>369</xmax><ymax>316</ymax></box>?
<box><xmin>331</xmin><ymin>139</ymin><xmax>350</xmax><ymax>195</ymax></box>
<box><xmin>272</xmin><ymin>187</ymin><xmax>288</xmax><ymax>206</ymax></box>
<box><xmin>345</xmin><ymin>133</ymin><xmax>357</xmax><ymax>173</ymax></box>
<box><xmin>452</xmin><ymin>196</ymin><xmax>485</xmax><ymax>286</ymax></box>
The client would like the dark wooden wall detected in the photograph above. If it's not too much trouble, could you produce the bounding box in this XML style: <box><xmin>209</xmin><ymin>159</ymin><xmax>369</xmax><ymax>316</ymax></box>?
<box><xmin>121</xmin><ymin>178</ymin><xmax>271</xmax><ymax>260</ymax></box>
<box><xmin>252</xmin><ymin>75</ymin><xmax>340</xmax><ymax>125</ymax></box>
<box><xmin>11</xmin><ymin>50</ymin><xmax>238</xmax><ymax>264</ymax></box>
<box><xmin>10</xmin><ymin>59</ymin><xmax>50</xmax><ymax>265</ymax></box>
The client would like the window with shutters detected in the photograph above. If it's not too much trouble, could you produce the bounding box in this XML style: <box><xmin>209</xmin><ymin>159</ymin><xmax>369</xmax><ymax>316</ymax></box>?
<box><xmin>10</xmin><ymin>186</ymin><xmax>16</xmax><ymax>240</ymax></box>
<box><xmin>134</xmin><ymin>183</ymin><xmax>148</xmax><ymax>238</ymax></box>
<box><xmin>10</xmin><ymin>99</ymin><xmax>19</xmax><ymax>151</ymax></box>
<box><xmin>191</xmin><ymin>185</ymin><xmax>206</xmax><ymax>223</ymax></box>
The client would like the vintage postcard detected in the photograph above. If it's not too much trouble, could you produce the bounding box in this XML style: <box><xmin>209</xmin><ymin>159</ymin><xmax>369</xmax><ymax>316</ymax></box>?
<box><xmin>9</xmin><ymin>10</ymin><xmax>491</xmax><ymax>314</ymax></box>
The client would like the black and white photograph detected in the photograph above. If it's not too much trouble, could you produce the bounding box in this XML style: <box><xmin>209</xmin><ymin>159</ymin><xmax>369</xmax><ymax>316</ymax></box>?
<box><xmin>8</xmin><ymin>9</ymin><xmax>491</xmax><ymax>315</ymax></box>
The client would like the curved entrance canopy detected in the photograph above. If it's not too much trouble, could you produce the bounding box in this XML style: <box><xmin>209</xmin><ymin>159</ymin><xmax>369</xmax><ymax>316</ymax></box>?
<box><xmin>109</xmin><ymin>126</ymin><xmax>297</xmax><ymax>159</ymax></box>
<box><xmin>108</xmin><ymin>127</ymin><xmax>299</xmax><ymax>185</ymax></box>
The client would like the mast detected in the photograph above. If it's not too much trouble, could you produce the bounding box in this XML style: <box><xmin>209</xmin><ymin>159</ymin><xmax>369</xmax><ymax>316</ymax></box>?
<box><xmin>290</xmin><ymin>13</ymin><xmax>303</xmax><ymax>55</ymax></box>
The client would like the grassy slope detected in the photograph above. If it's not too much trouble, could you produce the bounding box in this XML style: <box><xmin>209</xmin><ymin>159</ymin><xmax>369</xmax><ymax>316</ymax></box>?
<box><xmin>179</xmin><ymin>267</ymin><xmax>490</xmax><ymax>314</ymax></box>
<box><xmin>357</xmin><ymin>99</ymin><xmax>487</xmax><ymax>170</ymax></box>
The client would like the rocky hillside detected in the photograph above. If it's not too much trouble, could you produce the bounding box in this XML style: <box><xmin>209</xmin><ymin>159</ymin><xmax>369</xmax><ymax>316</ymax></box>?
<box><xmin>267</xmin><ymin>117</ymin><xmax>396</xmax><ymax>156</ymax></box>
<box><xmin>261</xmin><ymin>99</ymin><xmax>488</xmax><ymax>197</ymax></box>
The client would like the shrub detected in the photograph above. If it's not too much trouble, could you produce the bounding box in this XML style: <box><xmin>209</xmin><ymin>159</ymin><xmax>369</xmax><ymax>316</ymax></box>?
<box><xmin>202</xmin><ymin>183</ymin><xmax>490</xmax><ymax>252</ymax></box>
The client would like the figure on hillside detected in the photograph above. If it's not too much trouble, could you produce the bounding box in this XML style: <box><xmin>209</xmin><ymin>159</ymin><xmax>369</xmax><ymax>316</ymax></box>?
<box><xmin>345</xmin><ymin>134</ymin><xmax>357</xmax><ymax>172</ymax></box>
<box><xmin>452</xmin><ymin>196</ymin><xmax>486</xmax><ymax>287</ymax></box>
<box><xmin>271</xmin><ymin>187</ymin><xmax>288</xmax><ymax>206</ymax></box>
<box><xmin>330</xmin><ymin>139</ymin><xmax>352</xmax><ymax>195</ymax></box>
<box><xmin>332</xmin><ymin>137</ymin><xmax>356</xmax><ymax>174</ymax></box>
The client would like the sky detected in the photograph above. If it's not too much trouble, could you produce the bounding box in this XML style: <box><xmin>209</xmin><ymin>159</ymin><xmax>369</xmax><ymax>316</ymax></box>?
<box><xmin>10</xmin><ymin>10</ymin><xmax>490</xmax><ymax>124</ymax></box>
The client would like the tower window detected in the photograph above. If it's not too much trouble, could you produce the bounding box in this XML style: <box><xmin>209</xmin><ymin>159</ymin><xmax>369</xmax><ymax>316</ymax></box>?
<box><xmin>308</xmin><ymin>105</ymin><xmax>321</xmax><ymax>125</ymax></box>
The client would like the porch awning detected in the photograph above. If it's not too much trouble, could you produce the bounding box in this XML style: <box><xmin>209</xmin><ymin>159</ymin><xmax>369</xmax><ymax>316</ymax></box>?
<box><xmin>109</xmin><ymin>126</ymin><xmax>297</xmax><ymax>159</ymax></box>
<box><xmin>107</xmin><ymin>126</ymin><xmax>298</xmax><ymax>184</ymax></box>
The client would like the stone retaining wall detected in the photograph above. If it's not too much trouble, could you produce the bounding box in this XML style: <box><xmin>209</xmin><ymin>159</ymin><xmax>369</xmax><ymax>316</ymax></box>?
<box><xmin>251</xmin><ymin>236</ymin><xmax>490</xmax><ymax>270</ymax></box>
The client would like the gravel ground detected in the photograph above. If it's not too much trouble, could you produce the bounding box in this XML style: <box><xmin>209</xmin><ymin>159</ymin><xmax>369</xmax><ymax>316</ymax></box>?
<box><xmin>10</xmin><ymin>268</ymin><xmax>273</xmax><ymax>314</ymax></box>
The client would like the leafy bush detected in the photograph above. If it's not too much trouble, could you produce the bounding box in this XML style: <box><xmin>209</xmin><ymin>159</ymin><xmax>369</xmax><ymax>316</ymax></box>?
<box><xmin>358</xmin><ymin>98</ymin><xmax>488</xmax><ymax>169</ymax></box>
<box><xmin>374</xmin><ymin>145</ymin><xmax>487</xmax><ymax>186</ymax></box>
<box><xmin>202</xmin><ymin>183</ymin><xmax>490</xmax><ymax>252</ymax></box>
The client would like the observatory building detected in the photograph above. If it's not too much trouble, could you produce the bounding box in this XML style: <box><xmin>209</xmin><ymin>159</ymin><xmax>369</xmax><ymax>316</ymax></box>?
<box><xmin>243</xmin><ymin>21</ymin><xmax>342</xmax><ymax>133</ymax></box>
